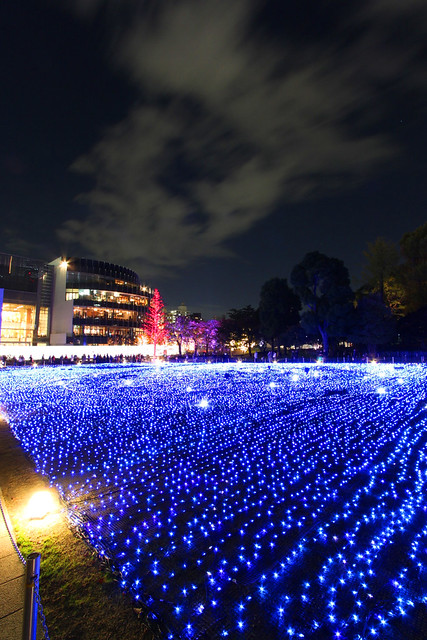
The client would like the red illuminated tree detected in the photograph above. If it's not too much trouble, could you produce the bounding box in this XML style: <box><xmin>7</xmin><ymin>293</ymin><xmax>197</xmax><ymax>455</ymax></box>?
<box><xmin>144</xmin><ymin>289</ymin><xmax>168</xmax><ymax>358</ymax></box>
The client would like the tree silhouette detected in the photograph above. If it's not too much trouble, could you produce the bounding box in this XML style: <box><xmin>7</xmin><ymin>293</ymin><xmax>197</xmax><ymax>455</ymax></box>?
<box><xmin>144</xmin><ymin>289</ymin><xmax>167</xmax><ymax>358</ymax></box>
<box><xmin>398</xmin><ymin>305</ymin><xmax>427</xmax><ymax>349</ymax></box>
<box><xmin>349</xmin><ymin>293</ymin><xmax>396</xmax><ymax>356</ymax></box>
<box><xmin>259</xmin><ymin>278</ymin><xmax>300</xmax><ymax>356</ymax></box>
<box><xmin>399</xmin><ymin>222</ymin><xmax>427</xmax><ymax>313</ymax></box>
<box><xmin>226</xmin><ymin>306</ymin><xmax>260</xmax><ymax>356</ymax></box>
<box><xmin>362</xmin><ymin>237</ymin><xmax>399</xmax><ymax>303</ymax></box>
<box><xmin>291</xmin><ymin>252</ymin><xmax>353</xmax><ymax>357</ymax></box>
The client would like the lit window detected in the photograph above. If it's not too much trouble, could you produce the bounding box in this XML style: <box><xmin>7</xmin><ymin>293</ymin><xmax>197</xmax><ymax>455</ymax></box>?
<box><xmin>1</xmin><ymin>303</ymin><xmax>36</xmax><ymax>344</ymax></box>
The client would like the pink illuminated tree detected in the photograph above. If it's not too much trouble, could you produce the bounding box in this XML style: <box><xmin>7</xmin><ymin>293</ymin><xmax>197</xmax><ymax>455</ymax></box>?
<box><xmin>168</xmin><ymin>314</ymin><xmax>191</xmax><ymax>357</ymax></box>
<box><xmin>144</xmin><ymin>289</ymin><xmax>168</xmax><ymax>358</ymax></box>
<box><xmin>203</xmin><ymin>318</ymin><xmax>220</xmax><ymax>355</ymax></box>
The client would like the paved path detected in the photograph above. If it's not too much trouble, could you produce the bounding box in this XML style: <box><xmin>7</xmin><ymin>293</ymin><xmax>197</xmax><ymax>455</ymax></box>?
<box><xmin>0</xmin><ymin>488</ymin><xmax>26</xmax><ymax>640</ymax></box>
<box><xmin>0</xmin><ymin>417</ymin><xmax>44</xmax><ymax>640</ymax></box>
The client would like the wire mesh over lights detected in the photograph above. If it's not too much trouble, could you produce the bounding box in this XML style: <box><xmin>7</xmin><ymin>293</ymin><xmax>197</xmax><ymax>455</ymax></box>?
<box><xmin>0</xmin><ymin>362</ymin><xmax>426</xmax><ymax>639</ymax></box>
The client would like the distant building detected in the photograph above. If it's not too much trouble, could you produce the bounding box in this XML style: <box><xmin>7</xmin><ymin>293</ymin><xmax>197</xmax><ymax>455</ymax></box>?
<box><xmin>177</xmin><ymin>303</ymin><xmax>188</xmax><ymax>317</ymax></box>
<box><xmin>0</xmin><ymin>253</ymin><xmax>153</xmax><ymax>346</ymax></box>
<box><xmin>166</xmin><ymin>305</ymin><xmax>203</xmax><ymax>324</ymax></box>
<box><xmin>0</xmin><ymin>253</ymin><xmax>53</xmax><ymax>345</ymax></box>
<box><xmin>166</xmin><ymin>302</ymin><xmax>188</xmax><ymax>324</ymax></box>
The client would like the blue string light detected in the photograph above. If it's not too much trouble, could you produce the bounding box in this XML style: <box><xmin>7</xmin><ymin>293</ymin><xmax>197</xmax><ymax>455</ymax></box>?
<box><xmin>0</xmin><ymin>362</ymin><xmax>426</xmax><ymax>639</ymax></box>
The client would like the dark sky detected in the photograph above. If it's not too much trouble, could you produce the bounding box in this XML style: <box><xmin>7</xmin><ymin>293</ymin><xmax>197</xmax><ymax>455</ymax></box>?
<box><xmin>1</xmin><ymin>0</ymin><xmax>426</xmax><ymax>317</ymax></box>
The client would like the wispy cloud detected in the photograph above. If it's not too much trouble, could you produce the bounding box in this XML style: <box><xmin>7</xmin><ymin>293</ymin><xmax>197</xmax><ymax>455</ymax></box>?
<box><xmin>58</xmin><ymin>0</ymin><xmax>427</xmax><ymax>275</ymax></box>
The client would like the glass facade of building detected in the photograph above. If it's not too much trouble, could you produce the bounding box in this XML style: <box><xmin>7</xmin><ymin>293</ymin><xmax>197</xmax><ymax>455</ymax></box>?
<box><xmin>0</xmin><ymin>303</ymin><xmax>36</xmax><ymax>344</ymax></box>
<box><xmin>65</xmin><ymin>258</ymin><xmax>152</xmax><ymax>345</ymax></box>
<box><xmin>0</xmin><ymin>253</ymin><xmax>53</xmax><ymax>345</ymax></box>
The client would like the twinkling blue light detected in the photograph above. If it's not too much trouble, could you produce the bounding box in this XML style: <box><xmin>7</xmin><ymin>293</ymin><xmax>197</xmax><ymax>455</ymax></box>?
<box><xmin>0</xmin><ymin>362</ymin><xmax>426</xmax><ymax>639</ymax></box>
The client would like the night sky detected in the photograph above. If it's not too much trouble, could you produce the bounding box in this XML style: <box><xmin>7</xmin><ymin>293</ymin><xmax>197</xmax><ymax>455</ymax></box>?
<box><xmin>1</xmin><ymin>1</ymin><xmax>426</xmax><ymax>317</ymax></box>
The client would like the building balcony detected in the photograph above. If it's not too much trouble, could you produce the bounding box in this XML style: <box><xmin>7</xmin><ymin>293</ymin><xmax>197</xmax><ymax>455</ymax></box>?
<box><xmin>72</xmin><ymin>298</ymin><xmax>147</xmax><ymax>312</ymax></box>
<box><xmin>73</xmin><ymin>316</ymin><xmax>143</xmax><ymax>328</ymax></box>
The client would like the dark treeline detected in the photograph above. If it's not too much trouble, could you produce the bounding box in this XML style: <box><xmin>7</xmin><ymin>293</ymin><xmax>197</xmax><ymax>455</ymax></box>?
<box><xmin>218</xmin><ymin>222</ymin><xmax>427</xmax><ymax>359</ymax></box>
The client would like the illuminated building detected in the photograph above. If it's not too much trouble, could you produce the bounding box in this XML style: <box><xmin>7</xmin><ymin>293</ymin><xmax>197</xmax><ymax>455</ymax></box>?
<box><xmin>51</xmin><ymin>257</ymin><xmax>152</xmax><ymax>345</ymax></box>
<box><xmin>0</xmin><ymin>253</ymin><xmax>153</xmax><ymax>346</ymax></box>
<box><xmin>0</xmin><ymin>253</ymin><xmax>53</xmax><ymax>345</ymax></box>
<box><xmin>166</xmin><ymin>302</ymin><xmax>188</xmax><ymax>323</ymax></box>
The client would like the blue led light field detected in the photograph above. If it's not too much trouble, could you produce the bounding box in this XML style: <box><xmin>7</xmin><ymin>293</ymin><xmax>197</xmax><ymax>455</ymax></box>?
<box><xmin>0</xmin><ymin>363</ymin><xmax>426</xmax><ymax>639</ymax></box>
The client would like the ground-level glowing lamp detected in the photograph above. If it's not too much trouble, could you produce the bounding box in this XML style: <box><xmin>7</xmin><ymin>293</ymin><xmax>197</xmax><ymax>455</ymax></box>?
<box><xmin>26</xmin><ymin>490</ymin><xmax>56</xmax><ymax>520</ymax></box>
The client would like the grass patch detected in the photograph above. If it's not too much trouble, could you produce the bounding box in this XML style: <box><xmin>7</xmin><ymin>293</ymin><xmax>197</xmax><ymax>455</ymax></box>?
<box><xmin>13</xmin><ymin>516</ymin><xmax>152</xmax><ymax>640</ymax></box>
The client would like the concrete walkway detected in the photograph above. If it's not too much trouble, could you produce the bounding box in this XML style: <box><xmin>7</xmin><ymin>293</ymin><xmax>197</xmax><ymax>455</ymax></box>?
<box><xmin>0</xmin><ymin>489</ymin><xmax>26</xmax><ymax>640</ymax></box>
<box><xmin>0</xmin><ymin>410</ymin><xmax>45</xmax><ymax>640</ymax></box>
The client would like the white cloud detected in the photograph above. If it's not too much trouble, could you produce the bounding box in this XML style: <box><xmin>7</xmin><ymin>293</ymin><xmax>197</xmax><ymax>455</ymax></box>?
<box><xmin>58</xmin><ymin>0</ymin><xmax>427</xmax><ymax>275</ymax></box>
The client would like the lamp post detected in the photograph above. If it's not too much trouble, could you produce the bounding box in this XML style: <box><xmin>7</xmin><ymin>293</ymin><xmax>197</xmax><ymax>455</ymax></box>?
<box><xmin>22</xmin><ymin>552</ymin><xmax>41</xmax><ymax>640</ymax></box>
